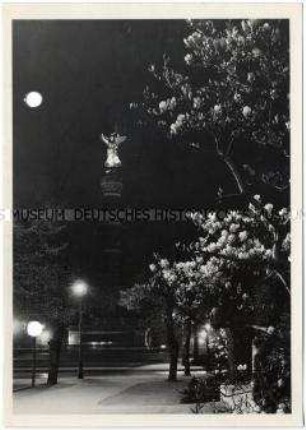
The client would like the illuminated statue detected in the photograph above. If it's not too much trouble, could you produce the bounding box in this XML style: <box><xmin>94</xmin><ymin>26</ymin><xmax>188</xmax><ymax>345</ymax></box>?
<box><xmin>101</xmin><ymin>132</ymin><xmax>126</xmax><ymax>170</ymax></box>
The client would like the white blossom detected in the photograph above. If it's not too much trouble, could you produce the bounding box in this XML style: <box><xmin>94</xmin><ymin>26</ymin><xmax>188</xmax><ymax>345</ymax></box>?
<box><xmin>193</xmin><ymin>97</ymin><xmax>201</xmax><ymax>109</ymax></box>
<box><xmin>282</xmin><ymin>233</ymin><xmax>290</xmax><ymax>251</ymax></box>
<box><xmin>184</xmin><ymin>53</ymin><xmax>192</xmax><ymax>65</ymax></box>
<box><xmin>264</xmin><ymin>203</ymin><xmax>273</xmax><ymax>214</ymax></box>
<box><xmin>242</xmin><ymin>105</ymin><xmax>252</xmax><ymax>117</ymax></box>
<box><xmin>238</xmin><ymin>251</ymin><xmax>248</xmax><ymax>260</ymax></box>
<box><xmin>263</xmin><ymin>22</ymin><xmax>270</xmax><ymax>31</ymax></box>
<box><xmin>252</xmin><ymin>47</ymin><xmax>262</xmax><ymax>57</ymax></box>
<box><xmin>233</xmin><ymin>93</ymin><xmax>241</xmax><ymax>102</ymax></box>
<box><xmin>214</xmin><ymin>104</ymin><xmax>222</xmax><ymax>113</ymax></box>
<box><xmin>229</xmin><ymin>223</ymin><xmax>240</xmax><ymax>233</ymax></box>
<box><xmin>162</xmin><ymin>269</ymin><xmax>177</xmax><ymax>284</ymax></box>
<box><xmin>265</xmin><ymin>249</ymin><xmax>273</xmax><ymax>259</ymax></box>
<box><xmin>247</xmin><ymin>72</ymin><xmax>255</xmax><ymax>83</ymax></box>
<box><xmin>222</xmin><ymin>244</ymin><xmax>233</xmax><ymax>255</ymax></box>
<box><xmin>249</xmin><ymin>203</ymin><xmax>256</xmax><ymax>212</ymax></box>
<box><xmin>149</xmin><ymin>263</ymin><xmax>156</xmax><ymax>272</ymax></box>
<box><xmin>159</xmin><ymin>258</ymin><xmax>169</xmax><ymax>268</ymax></box>
<box><xmin>241</xmin><ymin>20</ymin><xmax>249</xmax><ymax>32</ymax></box>
<box><xmin>177</xmin><ymin>114</ymin><xmax>186</xmax><ymax>123</ymax></box>
<box><xmin>279</xmin><ymin>208</ymin><xmax>288</xmax><ymax>217</ymax></box>
<box><xmin>208</xmin><ymin>212</ymin><xmax>217</xmax><ymax>222</ymax></box>
<box><xmin>159</xmin><ymin>100</ymin><xmax>168</xmax><ymax>112</ymax></box>
<box><xmin>169</xmin><ymin>97</ymin><xmax>177</xmax><ymax>110</ymax></box>
<box><xmin>207</xmin><ymin>243</ymin><xmax>218</xmax><ymax>252</ymax></box>
<box><xmin>239</xmin><ymin>231</ymin><xmax>248</xmax><ymax>242</ymax></box>
<box><xmin>170</xmin><ymin>123</ymin><xmax>178</xmax><ymax>134</ymax></box>
<box><xmin>228</xmin><ymin>234</ymin><xmax>236</xmax><ymax>243</ymax></box>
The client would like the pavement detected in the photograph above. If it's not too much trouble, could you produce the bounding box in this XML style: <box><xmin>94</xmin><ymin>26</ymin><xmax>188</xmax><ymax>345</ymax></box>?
<box><xmin>13</xmin><ymin>363</ymin><xmax>204</xmax><ymax>390</ymax></box>
<box><xmin>13</xmin><ymin>364</ymin><xmax>215</xmax><ymax>414</ymax></box>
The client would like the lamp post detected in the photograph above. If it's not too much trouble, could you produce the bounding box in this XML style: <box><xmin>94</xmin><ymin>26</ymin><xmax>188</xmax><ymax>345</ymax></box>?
<box><xmin>27</xmin><ymin>321</ymin><xmax>43</xmax><ymax>387</ymax></box>
<box><xmin>71</xmin><ymin>280</ymin><xmax>88</xmax><ymax>379</ymax></box>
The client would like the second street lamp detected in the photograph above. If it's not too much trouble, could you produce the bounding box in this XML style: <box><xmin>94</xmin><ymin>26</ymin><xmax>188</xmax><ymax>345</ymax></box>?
<box><xmin>71</xmin><ymin>280</ymin><xmax>88</xmax><ymax>379</ymax></box>
<box><xmin>27</xmin><ymin>321</ymin><xmax>43</xmax><ymax>387</ymax></box>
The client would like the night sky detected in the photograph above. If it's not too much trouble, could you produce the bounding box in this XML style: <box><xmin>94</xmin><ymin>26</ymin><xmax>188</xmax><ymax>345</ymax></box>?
<box><xmin>13</xmin><ymin>20</ymin><xmax>242</xmax><ymax>289</ymax></box>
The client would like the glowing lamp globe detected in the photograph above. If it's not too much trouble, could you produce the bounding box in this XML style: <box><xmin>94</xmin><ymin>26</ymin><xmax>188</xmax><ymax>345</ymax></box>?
<box><xmin>27</xmin><ymin>321</ymin><xmax>43</xmax><ymax>338</ymax></box>
<box><xmin>24</xmin><ymin>91</ymin><xmax>43</xmax><ymax>108</ymax></box>
<box><xmin>71</xmin><ymin>280</ymin><xmax>88</xmax><ymax>298</ymax></box>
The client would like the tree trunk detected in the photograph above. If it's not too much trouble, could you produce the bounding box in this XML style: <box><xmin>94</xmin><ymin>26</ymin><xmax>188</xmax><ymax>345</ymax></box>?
<box><xmin>251</xmin><ymin>335</ymin><xmax>263</xmax><ymax>405</ymax></box>
<box><xmin>47</xmin><ymin>325</ymin><xmax>65</xmax><ymax>386</ymax></box>
<box><xmin>193</xmin><ymin>323</ymin><xmax>200</xmax><ymax>364</ymax></box>
<box><xmin>182</xmin><ymin>318</ymin><xmax>192</xmax><ymax>376</ymax></box>
<box><xmin>166</xmin><ymin>303</ymin><xmax>179</xmax><ymax>381</ymax></box>
<box><xmin>224</xmin><ymin>327</ymin><xmax>236</xmax><ymax>383</ymax></box>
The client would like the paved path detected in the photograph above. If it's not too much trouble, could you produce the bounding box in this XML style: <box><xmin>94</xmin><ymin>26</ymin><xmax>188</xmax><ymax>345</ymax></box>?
<box><xmin>13</xmin><ymin>366</ymin><xmax>214</xmax><ymax>414</ymax></box>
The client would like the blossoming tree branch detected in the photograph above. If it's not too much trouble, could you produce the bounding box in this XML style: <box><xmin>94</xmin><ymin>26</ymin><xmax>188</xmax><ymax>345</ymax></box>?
<box><xmin>132</xmin><ymin>19</ymin><xmax>289</xmax><ymax>199</ymax></box>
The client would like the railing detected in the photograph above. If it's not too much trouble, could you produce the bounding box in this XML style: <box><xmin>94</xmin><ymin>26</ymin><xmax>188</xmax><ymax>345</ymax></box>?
<box><xmin>13</xmin><ymin>345</ymin><xmax>169</xmax><ymax>372</ymax></box>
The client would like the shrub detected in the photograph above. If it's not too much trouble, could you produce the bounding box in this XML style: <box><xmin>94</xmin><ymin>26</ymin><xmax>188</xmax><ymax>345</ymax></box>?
<box><xmin>252</xmin><ymin>328</ymin><xmax>291</xmax><ymax>413</ymax></box>
<box><xmin>180</xmin><ymin>375</ymin><xmax>220</xmax><ymax>404</ymax></box>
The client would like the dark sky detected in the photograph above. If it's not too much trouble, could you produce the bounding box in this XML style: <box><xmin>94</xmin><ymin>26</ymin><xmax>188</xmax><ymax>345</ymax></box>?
<box><xmin>13</xmin><ymin>20</ymin><xmax>236</xmax><ymax>289</ymax></box>
<box><xmin>13</xmin><ymin>19</ymin><xmax>235</xmax><ymax>207</ymax></box>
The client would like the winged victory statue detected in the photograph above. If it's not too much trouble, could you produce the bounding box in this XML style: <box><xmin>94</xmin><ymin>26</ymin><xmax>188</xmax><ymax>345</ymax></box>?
<box><xmin>101</xmin><ymin>132</ymin><xmax>127</xmax><ymax>170</ymax></box>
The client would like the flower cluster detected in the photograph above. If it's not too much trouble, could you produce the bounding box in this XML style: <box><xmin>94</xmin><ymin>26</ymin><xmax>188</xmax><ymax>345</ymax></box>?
<box><xmin>159</xmin><ymin>97</ymin><xmax>177</xmax><ymax>113</ymax></box>
<box><xmin>154</xmin><ymin>198</ymin><xmax>289</xmax><ymax>321</ymax></box>
<box><xmin>170</xmin><ymin>113</ymin><xmax>188</xmax><ymax>135</ymax></box>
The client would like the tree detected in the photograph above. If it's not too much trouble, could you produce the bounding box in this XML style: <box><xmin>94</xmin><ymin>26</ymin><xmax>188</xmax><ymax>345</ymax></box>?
<box><xmin>161</xmin><ymin>259</ymin><xmax>212</xmax><ymax>376</ymax></box>
<box><xmin>120</xmin><ymin>264</ymin><xmax>180</xmax><ymax>381</ymax></box>
<box><xmin>119</xmin><ymin>280</ymin><xmax>166</xmax><ymax>348</ymax></box>
<box><xmin>134</xmin><ymin>19</ymin><xmax>289</xmax><ymax>201</ymax></box>
<box><xmin>14</xmin><ymin>218</ymin><xmax>72</xmax><ymax>385</ymax></box>
<box><xmin>121</xmin><ymin>250</ymin><xmax>215</xmax><ymax>379</ymax></box>
<box><xmin>175</xmin><ymin>198</ymin><xmax>290</xmax><ymax>410</ymax></box>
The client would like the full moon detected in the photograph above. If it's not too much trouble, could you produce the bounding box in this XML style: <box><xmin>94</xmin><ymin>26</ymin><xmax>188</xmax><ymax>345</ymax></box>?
<box><xmin>24</xmin><ymin>91</ymin><xmax>43</xmax><ymax>108</ymax></box>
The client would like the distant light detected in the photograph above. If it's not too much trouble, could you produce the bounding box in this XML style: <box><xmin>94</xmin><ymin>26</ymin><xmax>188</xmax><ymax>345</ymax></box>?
<box><xmin>24</xmin><ymin>91</ymin><xmax>43</xmax><ymax>108</ymax></box>
<box><xmin>237</xmin><ymin>364</ymin><xmax>248</xmax><ymax>371</ymax></box>
<box><xmin>198</xmin><ymin>323</ymin><xmax>212</xmax><ymax>346</ymax></box>
<box><xmin>204</xmin><ymin>323</ymin><xmax>212</xmax><ymax>332</ymax></box>
<box><xmin>160</xmin><ymin>344</ymin><xmax>167</xmax><ymax>350</ymax></box>
<box><xmin>27</xmin><ymin>321</ymin><xmax>43</xmax><ymax>337</ymax></box>
<box><xmin>198</xmin><ymin>330</ymin><xmax>208</xmax><ymax>345</ymax></box>
<box><xmin>68</xmin><ymin>331</ymin><xmax>80</xmax><ymax>345</ymax></box>
<box><xmin>71</xmin><ymin>279</ymin><xmax>88</xmax><ymax>298</ymax></box>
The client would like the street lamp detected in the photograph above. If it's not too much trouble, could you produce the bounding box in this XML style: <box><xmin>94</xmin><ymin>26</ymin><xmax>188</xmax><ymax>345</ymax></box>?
<box><xmin>23</xmin><ymin>91</ymin><xmax>43</xmax><ymax>108</ymax></box>
<box><xmin>70</xmin><ymin>280</ymin><xmax>88</xmax><ymax>379</ymax></box>
<box><xmin>27</xmin><ymin>321</ymin><xmax>43</xmax><ymax>387</ymax></box>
